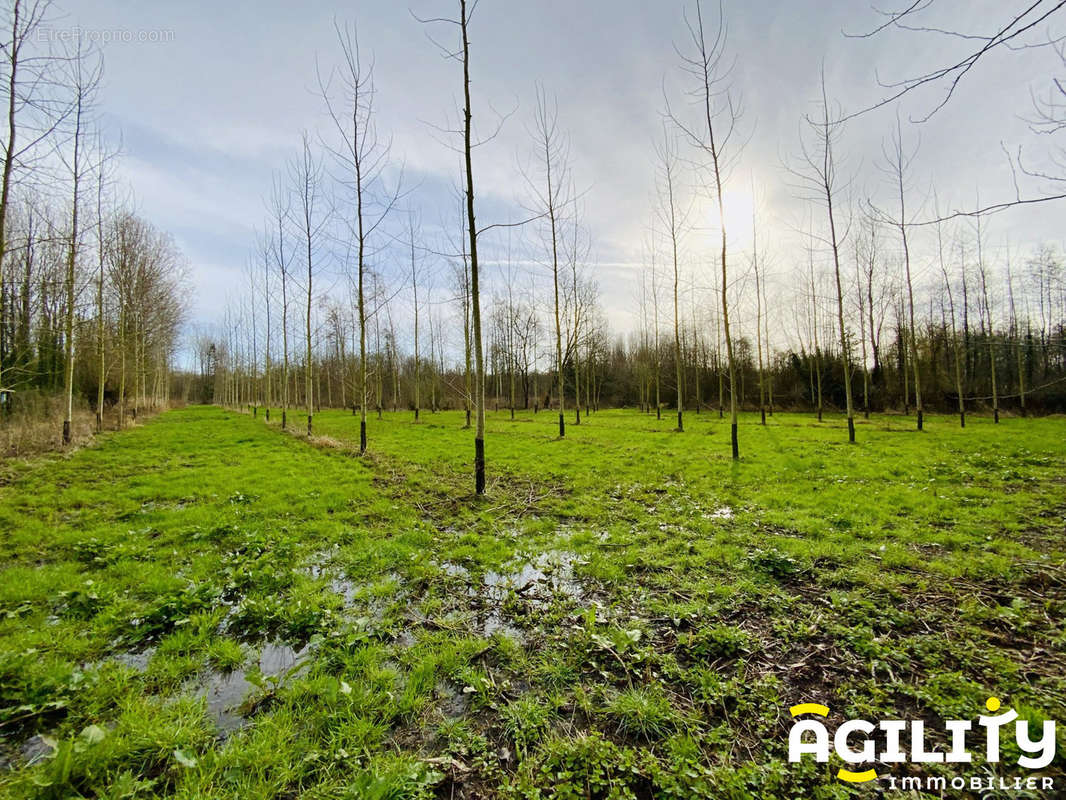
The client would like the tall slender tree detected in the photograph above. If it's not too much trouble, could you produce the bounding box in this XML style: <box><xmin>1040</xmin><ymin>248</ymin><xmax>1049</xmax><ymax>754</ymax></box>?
<box><xmin>528</xmin><ymin>87</ymin><xmax>571</xmax><ymax>439</ymax></box>
<box><xmin>61</xmin><ymin>40</ymin><xmax>101</xmax><ymax>444</ymax></box>
<box><xmin>269</xmin><ymin>177</ymin><xmax>292</xmax><ymax>430</ymax></box>
<box><xmin>320</xmin><ymin>22</ymin><xmax>399</xmax><ymax>453</ymax></box>
<box><xmin>878</xmin><ymin>118</ymin><xmax>923</xmax><ymax>430</ymax></box>
<box><xmin>752</xmin><ymin>195</ymin><xmax>766</xmax><ymax>425</ymax></box>
<box><xmin>288</xmin><ymin>133</ymin><xmax>326</xmax><ymax>436</ymax></box>
<box><xmin>670</xmin><ymin>0</ymin><xmax>742</xmax><ymax>458</ymax></box>
<box><xmin>793</xmin><ymin>73</ymin><xmax>855</xmax><ymax>442</ymax></box>
<box><xmin>654</xmin><ymin>126</ymin><xmax>688</xmax><ymax>431</ymax></box>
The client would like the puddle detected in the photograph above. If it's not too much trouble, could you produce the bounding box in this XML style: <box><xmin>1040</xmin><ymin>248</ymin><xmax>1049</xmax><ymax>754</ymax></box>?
<box><xmin>439</xmin><ymin>562</ymin><xmax>470</xmax><ymax>579</ymax></box>
<box><xmin>0</xmin><ymin>734</ymin><xmax>54</xmax><ymax>771</ymax></box>
<box><xmin>192</xmin><ymin>642</ymin><xmax>309</xmax><ymax>733</ymax></box>
<box><xmin>303</xmin><ymin>550</ymin><xmax>403</xmax><ymax>615</ymax></box>
<box><xmin>430</xmin><ymin>551</ymin><xmax>588</xmax><ymax>643</ymax></box>
<box><xmin>215</xmin><ymin>601</ymin><xmax>239</xmax><ymax>636</ymax></box>
<box><xmin>84</xmin><ymin>647</ymin><xmax>155</xmax><ymax>674</ymax></box>
<box><xmin>481</xmin><ymin>610</ymin><xmax>524</xmax><ymax>642</ymax></box>
<box><xmin>436</xmin><ymin>681</ymin><xmax>470</xmax><ymax>719</ymax></box>
<box><xmin>303</xmin><ymin>546</ymin><xmax>341</xmax><ymax>579</ymax></box>
<box><xmin>113</xmin><ymin>648</ymin><xmax>155</xmax><ymax>671</ymax></box>
<box><xmin>329</xmin><ymin>577</ymin><xmax>359</xmax><ymax>605</ymax></box>
<box><xmin>139</xmin><ymin>498</ymin><xmax>195</xmax><ymax>514</ymax></box>
<box><xmin>483</xmin><ymin>550</ymin><xmax>586</xmax><ymax>603</ymax></box>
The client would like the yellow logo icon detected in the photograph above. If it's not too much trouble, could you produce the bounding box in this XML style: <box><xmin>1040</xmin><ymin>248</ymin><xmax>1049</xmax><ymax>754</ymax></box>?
<box><xmin>789</xmin><ymin>703</ymin><xmax>877</xmax><ymax>783</ymax></box>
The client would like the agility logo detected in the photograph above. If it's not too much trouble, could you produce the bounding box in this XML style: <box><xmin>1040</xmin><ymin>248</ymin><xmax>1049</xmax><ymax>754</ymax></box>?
<box><xmin>787</xmin><ymin>698</ymin><xmax>1057</xmax><ymax>791</ymax></box>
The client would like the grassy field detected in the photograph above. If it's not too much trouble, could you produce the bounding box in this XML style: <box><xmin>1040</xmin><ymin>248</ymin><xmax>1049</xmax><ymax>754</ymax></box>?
<box><xmin>0</xmin><ymin>405</ymin><xmax>1064</xmax><ymax>798</ymax></box>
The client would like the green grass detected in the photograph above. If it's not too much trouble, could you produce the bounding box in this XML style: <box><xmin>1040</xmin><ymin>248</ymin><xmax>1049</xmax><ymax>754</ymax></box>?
<box><xmin>0</xmin><ymin>405</ymin><xmax>1063</xmax><ymax>798</ymax></box>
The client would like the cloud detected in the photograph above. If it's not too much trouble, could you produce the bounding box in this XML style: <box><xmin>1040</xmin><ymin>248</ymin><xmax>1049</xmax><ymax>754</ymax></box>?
<box><xmin>66</xmin><ymin>0</ymin><xmax>1066</xmax><ymax>352</ymax></box>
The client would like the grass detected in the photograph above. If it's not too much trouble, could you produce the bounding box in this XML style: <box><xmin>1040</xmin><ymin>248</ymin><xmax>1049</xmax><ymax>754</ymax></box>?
<box><xmin>0</xmin><ymin>404</ymin><xmax>1063</xmax><ymax>798</ymax></box>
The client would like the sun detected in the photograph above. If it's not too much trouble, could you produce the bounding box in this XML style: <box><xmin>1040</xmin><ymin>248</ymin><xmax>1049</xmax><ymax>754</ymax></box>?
<box><xmin>694</xmin><ymin>185</ymin><xmax>758</xmax><ymax>250</ymax></box>
<box><xmin>720</xmin><ymin>186</ymin><xmax>757</xmax><ymax>248</ymax></box>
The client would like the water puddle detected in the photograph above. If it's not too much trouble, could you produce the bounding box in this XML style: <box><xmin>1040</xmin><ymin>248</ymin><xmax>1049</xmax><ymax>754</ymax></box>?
<box><xmin>439</xmin><ymin>561</ymin><xmax>470</xmax><ymax>579</ymax></box>
<box><xmin>431</xmin><ymin>550</ymin><xmax>588</xmax><ymax>643</ymax></box>
<box><xmin>0</xmin><ymin>734</ymin><xmax>53</xmax><ymax>771</ymax></box>
<box><xmin>303</xmin><ymin>550</ymin><xmax>403</xmax><ymax>615</ymax></box>
<box><xmin>483</xmin><ymin>550</ymin><xmax>587</xmax><ymax>603</ymax></box>
<box><xmin>436</xmin><ymin>681</ymin><xmax>470</xmax><ymax>719</ymax></box>
<box><xmin>112</xmin><ymin>649</ymin><xmax>154</xmax><ymax>671</ymax></box>
<box><xmin>192</xmin><ymin>641</ymin><xmax>309</xmax><ymax>733</ymax></box>
<box><xmin>329</xmin><ymin>577</ymin><xmax>359</xmax><ymax>605</ymax></box>
<box><xmin>83</xmin><ymin>647</ymin><xmax>155</xmax><ymax>674</ymax></box>
<box><xmin>138</xmin><ymin>498</ymin><xmax>195</xmax><ymax>514</ymax></box>
<box><xmin>480</xmin><ymin>610</ymin><xmax>524</xmax><ymax>642</ymax></box>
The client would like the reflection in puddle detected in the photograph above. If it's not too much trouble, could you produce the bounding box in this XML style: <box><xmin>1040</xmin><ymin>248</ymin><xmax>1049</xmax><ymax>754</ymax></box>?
<box><xmin>483</xmin><ymin>550</ymin><xmax>586</xmax><ymax>602</ymax></box>
<box><xmin>329</xmin><ymin>577</ymin><xmax>358</xmax><ymax>604</ymax></box>
<box><xmin>439</xmin><ymin>561</ymin><xmax>470</xmax><ymax>579</ymax></box>
<box><xmin>0</xmin><ymin>734</ymin><xmax>53</xmax><ymax>771</ymax></box>
<box><xmin>112</xmin><ymin>649</ymin><xmax>154</xmax><ymax>671</ymax></box>
<box><xmin>481</xmin><ymin>610</ymin><xmax>524</xmax><ymax>642</ymax></box>
<box><xmin>436</xmin><ymin>681</ymin><xmax>470</xmax><ymax>719</ymax></box>
<box><xmin>193</xmin><ymin>642</ymin><xmax>309</xmax><ymax>733</ymax></box>
<box><xmin>434</xmin><ymin>550</ymin><xmax>588</xmax><ymax>643</ymax></box>
<box><xmin>304</xmin><ymin>551</ymin><xmax>402</xmax><ymax>614</ymax></box>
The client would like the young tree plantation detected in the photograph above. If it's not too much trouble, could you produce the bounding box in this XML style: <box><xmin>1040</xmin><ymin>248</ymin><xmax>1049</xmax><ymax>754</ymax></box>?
<box><xmin>0</xmin><ymin>1</ymin><xmax>1064</xmax><ymax>798</ymax></box>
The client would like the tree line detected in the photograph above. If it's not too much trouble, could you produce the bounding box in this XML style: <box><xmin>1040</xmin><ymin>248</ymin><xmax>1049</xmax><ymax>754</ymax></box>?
<box><xmin>0</xmin><ymin>0</ymin><xmax>188</xmax><ymax>449</ymax></box>
<box><xmin>5</xmin><ymin>0</ymin><xmax>1061</xmax><ymax>486</ymax></box>
<box><xmin>196</xmin><ymin>1</ymin><xmax>1065</xmax><ymax>494</ymax></box>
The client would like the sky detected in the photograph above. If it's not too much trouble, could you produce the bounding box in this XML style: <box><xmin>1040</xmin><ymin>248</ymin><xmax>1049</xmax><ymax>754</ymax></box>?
<box><xmin>46</xmin><ymin>0</ymin><xmax>1066</xmax><ymax>362</ymax></box>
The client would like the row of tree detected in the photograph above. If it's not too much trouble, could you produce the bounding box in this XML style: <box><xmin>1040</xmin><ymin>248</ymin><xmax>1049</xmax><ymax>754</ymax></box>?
<box><xmin>198</xmin><ymin>0</ymin><xmax>1065</xmax><ymax>494</ymax></box>
<box><xmin>0</xmin><ymin>0</ymin><xmax>187</xmax><ymax>439</ymax></box>
<box><xmin>203</xmin><ymin>228</ymin><xmax>1064</xmax><ymax>418</ymax></box>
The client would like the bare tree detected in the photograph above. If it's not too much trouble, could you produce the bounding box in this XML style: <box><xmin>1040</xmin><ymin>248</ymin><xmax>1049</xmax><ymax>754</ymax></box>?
<box><xmin>417</xmin><ymin>0</ymin><xmax>489</xmax><ymax>492</ymax></box>
<box><xmin>649</xmin><ymin>233</ymin><xmax>662</xmax><ymax>419</ymax></box>
<box><xmin>259</xmin><ymin>228</ymin><xmax>273</xmax><ymax>420</ymax></box>
<box><xmin>805</xmin><ymin>236</ymin><xmax>824</xmax><ymax>421</ymax></box>
<box><xmin>752</xmin><ymin>191</ymin><xmax>766</xmax><ymax>425</ymax></box>
<box><xmin>936</xmin><ymin>212</ymin><xmax>966</xmax><ymax>426</ymax></box>
<box><xmin>872</xmin><ymin>117</ymin><xmax>924</xmax><ymax>429</ymax></box>
<box><xmin>60</xmin><ymin>40</ymin><xmax>101</xmax><ymax>444</ymax></box>
<box><xmin>268</xmin><ymin>174</ymin><xmax>292</xmax><ymax>430</ymax></box>
<box><xmin>527</xmin><ymin>87</ymin><xmax>571</xmax><ymax>439</ymax></box>
<box><xmin>567</xmin><ymin>197</ymin><xmax>586</xmax><ymax>426</ymax></box>
<box><xmin>792</xmin><ymin>72</ymin><xmax>856</xmax><ymax>442</ymax></box>
<box><xmin>293</xmin><ymin>133</ymin><xmax>327</xmax><ymax>436</ymax></box>
<box><xmin>320</xmin><ymin>21</ymin><xmax>400</xmax><ymax>453</ymax></box>
<box><xmin>653</xmin><ymin>126</ymin><xmax>689</xmax><ymax>431</ymax></box>
<box><xmin>0</xmin><ymin>0</ymin><xmax>73</xmax><ymax>398</ymax></box>
<box><xmin>974</xmin><ymin>210</ymin><xmax>999</xmax><ymax>422</ymax></box>
<box><xmin>410</xmin><ymin>209</ymin><xmax>424</xmax><ymax>422</ymax></box>
<box><xmin>669</xmin><ymin>0</ymin><xmax>743</xmax><ymax>458</ymax></box>
<box><xmin>93</xmin><ymin>135</ymin><xmax>117</xmax><ymax>432</ymax></box>
<box><xmin>847</xmin><ymin>2</ymin><xmax>1066</xmax><ymax>215</ymax></box>
<box><xmin>852</xmin><ymin>217</ymin><xmax>871</xmax><ymax>418</ymax></box>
